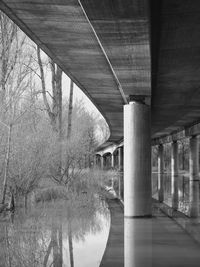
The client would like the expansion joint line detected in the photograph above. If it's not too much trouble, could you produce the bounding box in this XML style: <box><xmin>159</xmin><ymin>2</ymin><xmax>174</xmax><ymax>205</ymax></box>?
<box><xmin>78</xmin><ymin>0</ymin><xmax>128</xmax><ymax>105</ymax></box>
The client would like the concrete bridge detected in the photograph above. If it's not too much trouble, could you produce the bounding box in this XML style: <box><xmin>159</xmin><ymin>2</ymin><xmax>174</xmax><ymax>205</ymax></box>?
<box><xmin>1</xmin><ymin>1</ymin><xmax>200</xmax><ymax>265</ymax></box>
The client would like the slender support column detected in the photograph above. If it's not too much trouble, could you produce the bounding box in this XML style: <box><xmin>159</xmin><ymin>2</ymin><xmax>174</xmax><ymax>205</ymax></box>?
<box><xmin>118</xmin><ymin>147</ymin><xmax>123</xmax><ymax>171</ymax></box>
<box><xmin>110</xmin><ymin>154</ymin><xmax>114</xmax><ymax>187</ymax></box>
<box><xmin>124</xmin><ymin>101</ymin><xmax>151</xmax><ymax>217</ymax></box>
<box><xmin>118</xmin><ymin>174</ymin><xmax>121</xmax><ymax>199</ymax></box>
<box><xmin>118</xmin><ymin>147</ymin><xmax>123</xmax><ymax>199</ymax></box>
<box><xmin>101</xmin><ymin>156</ymin><xmax>104</xmax><ymax>170</ymax></box>
<box><xmin>98</xmin><ymin>156</ymin><xmax>101</xmax><ymax>169</ymax></box>
<box><xmin>158</xmin><ymin>144</ymin><xmax>164</xmax><ymax>202</ymax></box>
<box><xmin>111</xmin><ymin>153</ymin><xmax>114</xmax><ymax>169</ymax></box>
<box><xmin>94</xmin><ymin>155</ymin><xmax>97</xmax><ymax>168</ymax></box>
<box><xmin>171</xmin><ymin>141</ymin><xmax>179</xmax><ymax>210</ymax></box>
<box><xmin>189</xmin><ymin>136</ymin><xmax>199</xmax><ymax>218</ymax></box>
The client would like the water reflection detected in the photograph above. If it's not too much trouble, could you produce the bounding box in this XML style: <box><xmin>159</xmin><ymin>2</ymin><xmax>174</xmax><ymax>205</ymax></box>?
<box><xmin>125</xmin><ymin>208</ymin><xmax>200</xmax><ymax>267</ymax></box>
<box><xmin>0</xmin><ymin>193</ymin><xmax>110</xmax><ymax>267</ymax></box>
<box><xmin>152</xmin><ymin>172</ymin><xmax>190</xmax><ymax>214</ymax></box>
<box><xmin>125</xmin><ymin>218</ymin><xmax>152</xmax><ymax>267</ymax></box>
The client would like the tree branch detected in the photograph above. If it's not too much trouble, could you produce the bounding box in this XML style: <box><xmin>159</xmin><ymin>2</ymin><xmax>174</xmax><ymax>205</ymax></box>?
<box><xmin>37</xmin><ymin>46</ymin><xmax>53</xmax><ymax>119</ymax></box>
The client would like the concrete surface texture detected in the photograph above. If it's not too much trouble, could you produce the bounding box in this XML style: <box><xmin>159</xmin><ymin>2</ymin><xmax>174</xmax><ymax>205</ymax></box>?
<box><xmin>101</xmin><ymin>196</ymin><xmax>200</xmax><ymax>267</ymax></box>
<box><xmin>2</xmin><ymin>1</ymin><xmax>200</xmax><ymax>144</ymax></box>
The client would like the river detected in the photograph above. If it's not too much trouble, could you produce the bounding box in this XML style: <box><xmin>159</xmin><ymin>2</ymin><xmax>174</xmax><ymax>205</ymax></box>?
<box><xmin>0</xmin><ymin>193</ymin><xmax>110</xmax><ymax>267</ymax></box>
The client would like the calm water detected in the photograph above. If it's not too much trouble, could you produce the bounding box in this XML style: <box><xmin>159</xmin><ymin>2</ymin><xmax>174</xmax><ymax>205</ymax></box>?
<box><xmin>0</xmin><ymin>193</ymin><xmax>110</xmax><ymax>267</ymax></box>
<box><xmin>152</xmin><ymin>172</ymin><xmax>190</xmax><ymax>214</ymax></box>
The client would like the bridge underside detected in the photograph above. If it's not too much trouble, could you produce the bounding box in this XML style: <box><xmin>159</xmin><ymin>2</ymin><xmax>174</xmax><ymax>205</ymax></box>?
<box><xmin>1</xmin><ymin>1</ymin><xmax>200</xmax><ymax>220</ymax></box>
<box><xmin>0</xmin><ymin>0</ymin><xmax>150</xmax><ymax>143</ymax></box>
<box><xmin>1</xmin><ymin>1</ymin><xmax>200</xmax><ymax>144</ymax></box>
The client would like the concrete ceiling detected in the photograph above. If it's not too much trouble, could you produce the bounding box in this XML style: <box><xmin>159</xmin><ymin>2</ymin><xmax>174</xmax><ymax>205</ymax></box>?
<box><xmin>1</xmin><ymin>1</ymin><xmax>200</xmax><ymax>144</ymax></box>
<box><xmin>151</xmin><ymin>0</ymin><xmax>200</xmax><ymax>138</ymax></box>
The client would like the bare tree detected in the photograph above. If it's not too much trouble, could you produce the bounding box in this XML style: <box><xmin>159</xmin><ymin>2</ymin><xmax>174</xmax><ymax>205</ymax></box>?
<box><xmin>0</xmin><ymin>12</ymin><xmax>17</xmax><ymax>103</ymax></box>
<box><xmin>37</xmin><ymin>46</ymin><xmax>63</xmax><ymax>179</ymax></box>
<box><xmin>37</xmin><ymin>46</ymin><xmax>63</xmax><ymax>136</ymax></box>
<box><xmin>67</xmin><ymin>80</ymin><xmax>74</xmax><ymax>140</ymax></box>
<box><xmin>1</xmin><ymin>123</ymin><xmax>12</xmax><ymax>204</ymax></box>
<box><xmin>0</xmin><ymin>12</ymin><xmax>35</xmax><ymax>205</ymax></box>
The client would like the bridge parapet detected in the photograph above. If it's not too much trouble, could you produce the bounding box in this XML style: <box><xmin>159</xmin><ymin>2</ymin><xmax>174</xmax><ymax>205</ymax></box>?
<box><xmin>152</xmin><ymin>122</ymin><xmax>200</xmax><ymax>146</ymax></box>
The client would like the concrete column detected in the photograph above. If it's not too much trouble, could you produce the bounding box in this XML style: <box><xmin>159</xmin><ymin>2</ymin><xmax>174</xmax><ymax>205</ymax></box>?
<box><xmin>101</xmin><ymin>156</ymin><xmax>104</xmax><ymax>170</ymax></box>
<box><xmin>94</xmin><ymin>155</ymin><xmax>97</xmax><ymax>168</ymax></box>
<box><xmin>158</xmin><ymin>144</ymin><xmax>164</xmax><ymax>202</ymax></box>
<box><xmin>98</xmin><ymin>156</ymin><xmax>101</xmax><ymax>169</ymax></box>
<box><xmin>111</xmin><ymin>153</ymin><xmax>114</xmax><ymax>169</ymax></box>
<box><xmin>118</xmin><ymin>174</ymin><xmax>121</xmax><ymax>199</ymax></box>
<box><xmin>124</xmin><ymin>101</ymin><xmax>151</xmax><ymax>217</ymax></box>
<box><xmin>110</xmin><ymin>154</ymin><xmax>114</xmax><ymax>187</ymax></box>
<box><xmin>118</xmin><ymin>146</ymin><xmax>123</xmax><ymax>171</ymax></box>
<box><xmin>171</xmin><ymin>141</ymin><xmax>179</xmax><ymax>210</ymax></box>
<box><xmin>189</xmin><ymin>136</ymin><xmax>199</xmax><ymax>217</ymax></box>
<box><xmin>118</xmin><ymin>147</ymin><xmax>123</xmax><ymax>199</ymax></box>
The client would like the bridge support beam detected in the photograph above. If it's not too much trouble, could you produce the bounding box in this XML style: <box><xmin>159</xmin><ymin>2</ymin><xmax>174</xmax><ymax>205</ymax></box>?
<box><xmin>171</xmin><ymin>141</ymin><xmax>179</xmax><ymax>210</ymax></box>
<box><xmin>189</xmin><ymin>136</ymin><xmax>199</xmax><ymax>217</ymax></box>
<box><xmin>124</xmin><ymin>101</ymin><xmax>151</xmax><ymax>217</ymax></box>
<box><xmin>158</xmin><ymin>144</ymin><xmax>164</xmax><ymax>202</ymax></box>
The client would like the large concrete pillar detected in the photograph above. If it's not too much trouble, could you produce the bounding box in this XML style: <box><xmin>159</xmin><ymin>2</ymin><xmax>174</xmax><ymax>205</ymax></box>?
<box><xmin>171</xmin><ymin>141</ymin><xmax>179</xmax><ymax>210</ymax></box>
<box><xmin>124</xmin><ymin>101</ymin><xmax>151</xmax><ymax>217</ymax></box>
<box><xmin>158</xmin><ymin>144</ymin><xmax>164</xmax><ymax>202</ymax></box>
<box><xmin>189</xmin><ymin>136</ymin><xmax>199</xmax><ymax>217</ymax></box>
<box><xmin>118</xmin><ymin>146</ymin><xmax>123</xmax><ymax>171</ymax></box>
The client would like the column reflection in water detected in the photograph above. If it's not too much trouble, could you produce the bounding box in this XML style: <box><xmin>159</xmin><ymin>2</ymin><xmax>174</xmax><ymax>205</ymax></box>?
<box><xmin>125</xmin><ymin>217</ymin><xmax>152</xmax><ymax>267</ymax></box>
<box><xmin>171</xmin><ymin>141</ymin><xmax>179</xmax><ymax>210</ymax></box>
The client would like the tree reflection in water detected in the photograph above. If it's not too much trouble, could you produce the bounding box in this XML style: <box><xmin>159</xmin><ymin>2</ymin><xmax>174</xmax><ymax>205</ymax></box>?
<box><xmin>0</xmin><ymin>192</ymin><xmax>110</xmax><ymax>267</ymax></box>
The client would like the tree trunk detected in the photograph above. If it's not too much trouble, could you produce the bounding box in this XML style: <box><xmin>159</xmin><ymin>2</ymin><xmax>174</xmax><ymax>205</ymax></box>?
<box><xmin>68</xmin><ymin>219</ymin><xmax>74</xmax><ymax>267</ymax></box>
<box><xmin>0</xmin><ymin>13</ymin><xmax>17</xmax><ymax>104</ymax></box>
<box><xmin>52</xmin><ymin>225</ymin><xmax>62</xmax><ymax>267</ymax></box>
<box><xmin>67</xmin><ymin>80</ymin><xmax>74</xmax><ymax>140</ymax></box>
<box><xmin>55</xmin><ymin>66</ymin><xmax>63</xmax><ymax>177</ymax></box>
<box><xmin>57</xmin><ymin>68</ymin><xmax>63</xmax><ymax>140</ymax></box>
<box><xmin>43</xmin><ymin>240</ymin><xmax>53</xmax><ymax>267</ymax></box>
<box><xmin>58</xmin><ymin>223</ymin><xmax>63</xmax><ymax>267</ymax></box>
<box><xmin>8</xmin><ymin>187</ymin><xmax>15</xmax><ymax>211</ymax></box>
<box><xmin>2</xmin><ymin>124</ymin><xmax>12</xmax><ymax>204</ymax></box>
<box><xmin>37</xmin><ymin>46</ymin><xmax>56</xmax><ymax>130</ymax></box>
<box><xmin>37</xmin><ymin>49</ymin><xmax>63</xmax><ymax>180</ymax></box>
<box><xmin>24</xmin><ymin>194</ymin><xmax>28</xmax><ymax>211</ymax></box>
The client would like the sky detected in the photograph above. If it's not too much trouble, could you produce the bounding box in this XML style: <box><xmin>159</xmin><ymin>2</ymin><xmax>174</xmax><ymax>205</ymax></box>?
<box><xmin>37</xmin><ymin>50</ymin><xmax>110</xmax><ymax>142</ymax></box>
<box><xmin>61</xmin><ymin>74</ymin><xmax>110</xmax><ymax>143</ymax></box>
<box><xmin>37</xmin><ymin>48</ymin><xmax>106</xmax><ymax>122</ymax></box>
<box><xmin>62</xmin><ymin>73</ymin><xmax>101</xmax><ymax>119</ymax></box>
